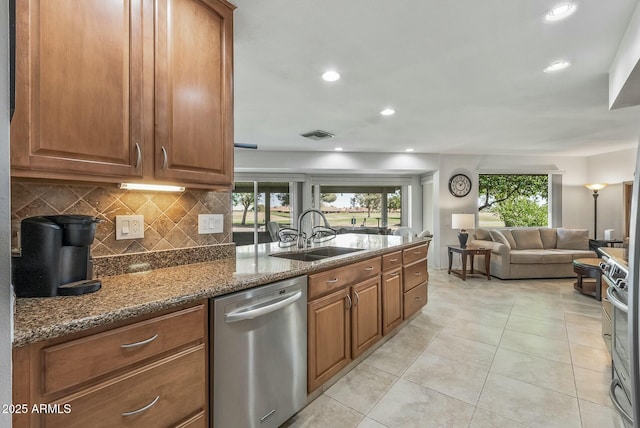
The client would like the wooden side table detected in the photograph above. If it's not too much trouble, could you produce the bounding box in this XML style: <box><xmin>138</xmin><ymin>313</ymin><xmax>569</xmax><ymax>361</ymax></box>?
<box><xmin>447</xmin><ymin>246</ymin><xmax>491</xmax><ymax>281</ymax></box>
<box><xmin>573</xmin><ymin>258</ymin><xmax>603</xmax><ymax>300</ymax></box>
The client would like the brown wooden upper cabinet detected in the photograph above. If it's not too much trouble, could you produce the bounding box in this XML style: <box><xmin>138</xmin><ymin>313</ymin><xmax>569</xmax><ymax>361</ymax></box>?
<box><xmin>11</xmin><ymin>0</ymin><xmax>235</xmax><ymax>189</ymax></box>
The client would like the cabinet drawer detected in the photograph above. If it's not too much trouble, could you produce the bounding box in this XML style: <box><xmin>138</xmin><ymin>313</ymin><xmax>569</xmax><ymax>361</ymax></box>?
<box><xmin>42</xmin><ymin>304</ymin><xmax>205</xmax><ymax>395</ymax></box>
<box><xmin>403</xmin><ymin>243</ymin><xmax>428</xmax><ymax>265</ymax></box>
<box><xmin>403</xmin><ymin>259</ymin><xmax>428</xmax><ymax>292</ymax></box>
<box><xmin>404</xmin><ymin>282</ymin><xmax>427</xmax><ymax>319</ymax></box>
<box><xmin>43</xmin><ymin>345</ymin><xmax>206</xmax><ymax>428</ymax></box>
<box><xmin>382</xmin><ymin>251</ymin><xmax>403</xmax><ymax>271</ymax></box>
<box><xmin>309</xmin><ymin>257</ymin><xmax>381</xmax><ymax>300</ymax></box>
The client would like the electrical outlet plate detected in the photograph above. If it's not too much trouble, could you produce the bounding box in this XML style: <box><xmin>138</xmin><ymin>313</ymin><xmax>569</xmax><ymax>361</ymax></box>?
<box><xmin>198</xmin><ymin>214</ymin><xmax>223</xmax><ymax>234</ymax></box>
<box><xmin>115</xmin><ymin>215</ymin><xmax>144</xmax><ymax>240</ymax></box>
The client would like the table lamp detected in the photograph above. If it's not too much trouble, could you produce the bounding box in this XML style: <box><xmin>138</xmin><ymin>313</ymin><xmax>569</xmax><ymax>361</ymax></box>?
<box><xmin>452</xmin><ymin>213</ymin><xmax>475</xmax><ymax>248</ymax></box>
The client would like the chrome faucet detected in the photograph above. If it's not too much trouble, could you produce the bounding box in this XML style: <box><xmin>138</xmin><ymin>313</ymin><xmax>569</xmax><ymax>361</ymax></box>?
<box><xmin>297</xmin><ymin>209</ymin><xmax>331</xmax><ymax>248</ymax></box>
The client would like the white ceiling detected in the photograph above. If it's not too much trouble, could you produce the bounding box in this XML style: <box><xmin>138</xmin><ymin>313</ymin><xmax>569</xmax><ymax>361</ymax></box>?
<box><xmin>232</xmin><ymin>0</ymin><xmax>640</xmax><ymax>157</ymax></box>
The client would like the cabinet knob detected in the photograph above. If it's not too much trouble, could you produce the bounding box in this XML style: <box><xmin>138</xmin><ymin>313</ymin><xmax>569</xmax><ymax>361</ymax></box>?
<box><xmin>161</xmin><ymin>146</ymin><xmax>168</xmax><ymax>170</ymax></box>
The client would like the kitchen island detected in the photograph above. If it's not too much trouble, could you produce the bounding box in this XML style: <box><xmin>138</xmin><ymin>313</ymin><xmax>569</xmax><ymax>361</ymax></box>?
<box><xmin>12</xmin><ymin>234</ymin><xmax>430</xmax><ymax>428</ymax></box>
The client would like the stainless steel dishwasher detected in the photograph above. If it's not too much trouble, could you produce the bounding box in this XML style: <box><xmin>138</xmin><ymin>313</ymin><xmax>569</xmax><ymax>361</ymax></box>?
<box><xmin>212</xmin><ymin>276</ymin><xmax>307</xmax><ymax>428</ymax></box>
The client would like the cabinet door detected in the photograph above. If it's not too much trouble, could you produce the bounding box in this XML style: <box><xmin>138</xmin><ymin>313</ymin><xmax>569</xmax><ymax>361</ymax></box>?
<box><xmin>11</xmin><ymin>0</ymin><xmax>144</xmax><ymax>179</ymax></box>
<box><xmin>382</xmin><ymin>269</ymin><xmax>403</xmax><ymax>336</ymax></box>
<box><xmin>155</xmin><ymin>0</ymin><xmax>234</xmax><ymax>186</ymax></box>
<box><xmin>351</xmin><ymin>276</ymin><xmax>382</xmax><ymax>359</ymax></box>
<box><xmin>308</xmin><ymin>288</ymin><xmax>351</xmax><ymax>393</ymax></box>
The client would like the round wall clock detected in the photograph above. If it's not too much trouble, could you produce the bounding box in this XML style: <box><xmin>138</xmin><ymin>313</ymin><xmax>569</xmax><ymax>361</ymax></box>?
<box><xmin>449</xmin><ymin>173</ymin><xmax>472</xmax><ymax>197</ymax></box>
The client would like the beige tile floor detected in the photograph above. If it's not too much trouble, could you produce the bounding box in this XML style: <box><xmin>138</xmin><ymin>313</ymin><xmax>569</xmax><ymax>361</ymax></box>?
<box><xmin>284</xmin><ymin>270</ymin><xmax>625</xmax><ymax>428</ymax></box>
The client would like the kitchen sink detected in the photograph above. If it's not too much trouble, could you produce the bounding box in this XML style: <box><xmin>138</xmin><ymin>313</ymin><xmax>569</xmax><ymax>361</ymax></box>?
<box><xmin>270</xmin><ymin>246</ymin><xmax>364</xmax><ymax>261</ymax></box>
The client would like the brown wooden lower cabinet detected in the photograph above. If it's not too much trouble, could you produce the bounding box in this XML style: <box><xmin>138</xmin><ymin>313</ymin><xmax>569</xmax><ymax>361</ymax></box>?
<box><xmin>12</xmin><ymin>302</ymin><xmax>208</xmax><ymax>428</ymax></box>
<box><xmin>307</xmin><ymin>287</ymin><xmax>351</xmax><ymax>393</ymax></box>
<box><xmin>404</xmin><ymin>282</ymin><xmax>428</xmax><ymax>319</ymax></box>
<box><xmin>381</xmin><ymin>268</ymin><xmax>403</xmax><ymax>335</ymax></box>
<box><xmin>44</xmin><ymin>345</ymin><xmax>205</xmax><ymax>428</ymax></box>
<box><xmin>351</xmin><ymin>276</ymin><xmax>383</xmax><ymax>359</ymax></box>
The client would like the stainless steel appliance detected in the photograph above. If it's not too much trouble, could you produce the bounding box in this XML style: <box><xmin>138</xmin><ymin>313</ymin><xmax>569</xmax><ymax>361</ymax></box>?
<box><xmin>212</xmin><ymin>276</ymin><xmax>307</xmax><ymax>428</ymax></box>
<box><xmin>612</xmin><ymin>141</ymin><xmax>640</xmax><ymax>427</ymax></box>
<box><xmin>602</xmin><ymin>258</ymin><xmax>632</xmax><ymax>426</ymax></box>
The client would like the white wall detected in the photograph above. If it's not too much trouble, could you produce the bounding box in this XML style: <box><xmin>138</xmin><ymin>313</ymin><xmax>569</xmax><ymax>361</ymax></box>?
<box><xmin>586</xmin><ymin>146</ymin><xmax>638</xmax><ymax>240</ymax></box>
<box><xmin>1</xmin><ymin>0</ymin><xmax>12</xmax><ymax>425</ymax></box>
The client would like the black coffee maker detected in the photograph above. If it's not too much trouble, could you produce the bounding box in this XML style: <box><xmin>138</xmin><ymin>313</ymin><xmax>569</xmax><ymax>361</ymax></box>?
<box><xmin>12</xmin><ymin>215</ymin><xmax>103</xmax><ymax>297</ymax></box>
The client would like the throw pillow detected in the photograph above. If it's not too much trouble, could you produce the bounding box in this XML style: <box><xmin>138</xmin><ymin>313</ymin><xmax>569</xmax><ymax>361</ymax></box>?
<box><xmin>557</xmin><ymin>228</ymin><xmax>589</xmax><ymax>250</ymax></box>
<box><xmin>475</xmin><ymin>228</ymin><xmax>491</xmax><ymax>240</ymax></box>
<box><xmin>501</xmin><ymin>229</ymin><xmax>518</xmax><ymax>249</ymax></box>
<box><xmin>512</xmin><ymin>229</ymin><xmax>544</xmax><ymax>249</ymax></box>
<box><xmin>539</xmin><ymin>228</ymin><xmax>558</xmax><ymax>249</ymax></box>
<box><xmin>490</xmin><ymin>229</ymin><xmax>512</xmax><ymax>249</ymax></box>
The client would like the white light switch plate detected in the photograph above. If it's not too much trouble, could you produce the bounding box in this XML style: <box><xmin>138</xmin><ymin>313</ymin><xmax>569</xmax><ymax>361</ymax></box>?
<box><xmin>115</xmin><ymin>215</ymin><xmax>144</xmax><ymax>240</ymax></box>
<box><xmin>199</xmin><ymin>214</ymin><xmax>223</xmax><ymax>234</ymax></box>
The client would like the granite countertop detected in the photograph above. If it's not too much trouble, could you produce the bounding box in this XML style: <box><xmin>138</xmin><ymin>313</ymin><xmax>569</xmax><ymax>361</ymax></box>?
<box><xmin>14</xmin><ymin>234</ymin><xmax>430</xmax><ymax>347</ymax></box>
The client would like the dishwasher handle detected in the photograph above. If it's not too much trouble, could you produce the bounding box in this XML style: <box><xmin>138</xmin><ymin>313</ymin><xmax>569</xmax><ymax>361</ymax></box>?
<box><xmin>225</xmin><ymin>291</ymin><xmax>303</xmax><ymax>323</ymax></box>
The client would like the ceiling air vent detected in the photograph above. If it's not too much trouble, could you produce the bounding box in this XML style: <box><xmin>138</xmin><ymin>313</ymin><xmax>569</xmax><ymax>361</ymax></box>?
<box><xmin>300</xmin><ymin>130</ymin><xmax>335</xmax><ymax>140</ymax></box>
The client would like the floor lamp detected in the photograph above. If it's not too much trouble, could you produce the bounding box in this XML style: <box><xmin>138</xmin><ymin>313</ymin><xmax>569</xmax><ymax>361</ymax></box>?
<box><xmin>585</xmin><ymin>183</ymin><xmax>607</xmax><ymax>239</ymax></box>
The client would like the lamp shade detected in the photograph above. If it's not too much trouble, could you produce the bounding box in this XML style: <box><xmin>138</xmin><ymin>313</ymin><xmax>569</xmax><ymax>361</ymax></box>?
<box><xmin>585</xmin><ymin>183</ymin><xmax>607</xmax><ymax>192</ymax></box>
<box><xmin>452</xmin><ymin>213</ymin><xmax>475</xmax><ymax>230</ymax></box>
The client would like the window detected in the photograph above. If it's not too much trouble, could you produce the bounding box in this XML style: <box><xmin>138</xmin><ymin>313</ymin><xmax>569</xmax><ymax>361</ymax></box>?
<box><xmin>313</xmin><ymin>186</ymin><xmax>402</xmax><ymax>231</ymax></box>
<box><xmin>232</xmin><ymin>182</ymin><xmax>292</xmax><ymax>245</ymax></box>
<box><xmin>478</xmin><ymin>174</ymin><xmax>549</xmax><ymax>228</ymax></box>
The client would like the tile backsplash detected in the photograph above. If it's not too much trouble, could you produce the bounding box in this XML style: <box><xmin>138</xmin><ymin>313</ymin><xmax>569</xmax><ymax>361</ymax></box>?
<box><xmin>11</xmin><ymin>180</ymin><xmax>232</xmax><ymax>256</ymax></box>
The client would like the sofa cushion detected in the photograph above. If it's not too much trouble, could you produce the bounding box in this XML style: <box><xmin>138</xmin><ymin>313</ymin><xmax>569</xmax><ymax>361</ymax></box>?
<box><xmin>557</xmin><ymin>229</ymin><xmax>589</xmax><ymax>250</ymax></box>
<box><xmin>475</xmin><ymin>228</ymin><xmax>491</xmax><ymax>241</ymax></box>
<box><xmin>539</xmin><ymin>228</ymin><xmax>557</xmax><ymax>249</ymax></box>
<box><xmin>512</xmin><ymin>230</ymin><xmax>543</xmax><ymax>249</ymax></box>
<box><xmin>490</xmin><ymin>230</ymin><xmax>512</xmax><ymax>249</ymax></box>
<box><xmin>501</xmin><ymin>230</ymin><xmax>517</xmax><ymax>249</ymax></box>
<box><xmin>510</xmin><ymin>250</ymin><xmax>543</xmax><ymax>264</ymax></box>
<box><xmin>568</xmin><ymin>250</ymin><xmax>599</xmax><ymax>259</ymax></box>
<box><xmin>541</xmin><ymin>252</ymin><xmax>573</xmax><ymax>263</ymax></box>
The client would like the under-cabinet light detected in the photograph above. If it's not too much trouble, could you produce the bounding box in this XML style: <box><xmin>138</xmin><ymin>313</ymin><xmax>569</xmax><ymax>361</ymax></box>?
<box><xmin>120</xmin><ymin>183</ymin><xmax>185</xmax><ymax>192</ymax></box>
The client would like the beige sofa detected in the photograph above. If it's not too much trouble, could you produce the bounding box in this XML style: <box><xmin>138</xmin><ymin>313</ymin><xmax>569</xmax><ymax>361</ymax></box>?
<box><xmin>468</xmin><ymin>228</ymin><xmax>597</xmax><ymax>279</ymax></box>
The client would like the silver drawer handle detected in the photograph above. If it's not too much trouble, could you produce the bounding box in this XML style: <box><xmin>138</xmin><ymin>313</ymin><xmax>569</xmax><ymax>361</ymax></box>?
<box><xmin>414</xmin><ymin>272</ymin><xmax>422</xmax><ymax>276</ymax></box>
<box><xmin>120</xmin><ymin>334</ymin><xmax>158</xmax><ymax>349</ymax></box>
<box><xmin>353</xmin><ymin>290</ymin><xmax>360</xmax><ymax>306</ymax></box>
<box><xmin>415</xmin><ymin>297</ymin><xmax>421</xmax><ymax>301</ymax></box>
<box><xmin>134</xmin><ymin>143</ymin><xmax>141</xmax><ymax>168</ymax></box>
<box><xmin>326</xmin><ymin>278</ymin><xmax>339</xmax><ymax>284</ymax></box>
<box><xmin>345</xmin><ymin>294</ymin><xmax>352</xmax><ymax>310</ymax></box>
<box><xmin>389</xmin><ymin>272</ymin><xmax>399</xmax><ymax>277</ymax></box>
<box><xmin>413</xmin><ymin>250</ymin><xmax>421</xmax><ymax>254</ymax></box>
<box><xmin>364</xmin><ymin>266</ymin><xmax>374</xmax><ymax>271</ymax></box>
<box><xmin>389</xmin><ymin>258</ymin><xmax>398</xmax><ymax>262</ymax></box>
<box><xmin>122</xmin><ymin>395</ymin><xmax>160</xmax><ymax>417</ymax></box>
<box><xmin>161</xmin><ymin>146</ymin><xmax>168</xmax><ymax>169</ymax></box>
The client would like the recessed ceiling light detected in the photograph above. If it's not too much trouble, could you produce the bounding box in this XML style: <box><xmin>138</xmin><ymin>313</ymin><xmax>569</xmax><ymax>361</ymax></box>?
<box><xmin>545</xmin><ymin>3</ymin><xmax>577</xmax><ymax>22</ymax></box>
<box><xmin>380</xmin><ymin>108</ymin><xmax>396</xmax><ymax>116</ymax></box>
<box><xmin>544</xmin><ymin>60</ymin><xmax>571</xmax><ymax>72</ymax></box>
<box><xmin>405</xmin><ymin>148</ymin><xmax>415</xmax><ymax>152</ymax></box>
<box><xmin>322</xmin><ymin>71</ymin><xmax>340</xmax><ymax>82</ymax></box>
<box><xmin>334</xmin><ymin>147</ymin><xmax>343</xmax><ymax>151</ymax></box>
